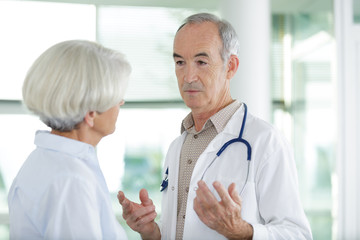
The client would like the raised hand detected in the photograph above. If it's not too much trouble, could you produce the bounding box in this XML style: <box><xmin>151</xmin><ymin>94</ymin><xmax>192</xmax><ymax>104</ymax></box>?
<box><xmin>193</xmin><ymin>181</ymin><xmax>253</xmax><ymax>240</ymax></box>
<box><xmin>118</xmin><ymin>189</ymin><xmax>161</xmax><ymax>240</ymax></box>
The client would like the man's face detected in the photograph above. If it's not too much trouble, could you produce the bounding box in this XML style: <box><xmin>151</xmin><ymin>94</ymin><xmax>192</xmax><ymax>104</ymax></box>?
<box><xmin>173</xmin><ymin>22</ymin><xmax>231</xmax><ymax>113</ymax></box>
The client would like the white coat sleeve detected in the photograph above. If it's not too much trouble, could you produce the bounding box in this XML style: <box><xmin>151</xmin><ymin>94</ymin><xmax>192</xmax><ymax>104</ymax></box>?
<box><xmin>252</xmin><ymin>137</ymin><xmax>312</xmax><ymax>240</ymax></box>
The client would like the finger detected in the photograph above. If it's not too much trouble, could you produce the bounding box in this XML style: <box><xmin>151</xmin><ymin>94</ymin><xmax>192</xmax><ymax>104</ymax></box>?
<box><xmin>196</xmin><ymin>180</ymin><xmax>217</xmax><ymax>204</ymax></box>
<box><xmin>213</xmin><ymin>181</ymin><xmax>233</xmax><ymax>205</ymax></box>
<box><xmin>136</xmin><ymin>209</ymin><xmax>157</xmax><ymax>226</ymax></box>
<box><xmin>117</xmin><ymin>191</ymin><xmax>126</xmax><ymax>205</ymax></box>
<box><xmin>117</xmin><ymin>191</ymin><xmax>130</xmax><ymax>209</ymax></box>
<box><xmin>196</xmin><ymin>181</ymin><xmax>222</xmax><ymax>219</ymax></box>
<box><xmin>193</xmin><ymin>197</ymin><xmax>206</xmax><ymax>221</ymax></box>
<box><xmin>228</xmin><ymin>183</ymin><xmax>242</xmax><ymax>206</ymax></box>
<box><xmin>194</xmin><ymin>196</ymin><xmax>217</xmax><ymax>230</ymax></box>
<box><xmin>118</xmin><ymin>192</ymin><xmax>133</xmax><ymax>216</ymax></box>
<box><xmin>139</xmin><ymin>189</ymin><xmax>153</xmax><ymax>206</ymax></box>
<box><xmin>128</xmin><ymin>205</ymin><xmax>156</xmax><ymax>223</ymax></box>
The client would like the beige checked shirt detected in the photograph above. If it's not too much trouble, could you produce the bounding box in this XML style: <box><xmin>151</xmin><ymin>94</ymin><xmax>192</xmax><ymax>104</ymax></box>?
<box><xmin>175</xmin><ymin>100</ymin><xmax>241</xmax><ymax>239</ymax></box>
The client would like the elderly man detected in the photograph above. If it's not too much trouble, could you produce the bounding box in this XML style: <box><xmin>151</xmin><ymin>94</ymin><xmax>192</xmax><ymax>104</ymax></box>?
<box><xmin>118</xmin><ymin>13</ymin><xmax>312</xmax><ymax>240</ymax></box>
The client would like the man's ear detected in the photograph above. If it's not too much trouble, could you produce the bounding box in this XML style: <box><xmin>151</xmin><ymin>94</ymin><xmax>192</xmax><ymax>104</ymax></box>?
<box><xmin>84</xmin><ymin>111</ymin><xmax>96</xmax><ymax>127</ymax></box>
<box><xmin>226</xmin><ymin>55</ymin><xmax>239</xmax><ymax>80</ymax></box>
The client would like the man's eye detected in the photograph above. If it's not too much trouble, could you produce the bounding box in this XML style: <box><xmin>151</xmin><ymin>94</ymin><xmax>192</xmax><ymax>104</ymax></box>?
<box><xmin>176</xmin><ymin>60</ymin><xmax>184</xmax><ymax>66</ymax></box>
<box><xmin>198</xmin><ymin>61</ymin><xmax>207</xmax><ymax>65</ymax></box>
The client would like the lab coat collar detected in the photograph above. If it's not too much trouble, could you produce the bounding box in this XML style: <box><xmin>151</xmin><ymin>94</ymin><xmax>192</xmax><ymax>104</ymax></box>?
<box><xmin>201</xmin><ymin>103</ymin><xmax>246</xmax><ymax>154</ymax></box>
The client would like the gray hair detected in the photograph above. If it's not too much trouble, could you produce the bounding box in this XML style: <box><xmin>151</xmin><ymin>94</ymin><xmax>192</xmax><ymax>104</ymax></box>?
<box><xmin>22</xmin><ymin>40</ymin><xmax>131</xmax><ymax>131</ymax></box>
<box><xmin>177</xmin><ymin>13</ymin><xmax>240</xmax><ymax>62</ymax></box>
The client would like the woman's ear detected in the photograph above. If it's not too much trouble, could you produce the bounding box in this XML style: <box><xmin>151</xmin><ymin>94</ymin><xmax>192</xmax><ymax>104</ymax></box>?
<box><xmin>84</xmin><ymin>111</ymin><xmax>96</xmax><ymax>127</ymax></box>
<box><xmin>226</xmin><ymin>55</ymin><xmax>239</xmax><ymax>80</ymax></box>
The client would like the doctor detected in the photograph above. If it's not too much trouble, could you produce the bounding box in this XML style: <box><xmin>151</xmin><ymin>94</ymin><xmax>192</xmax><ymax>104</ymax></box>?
<box><xmin>118</xmin><ymin>13</ymin><xmax>312</xmax><ymax>240</ymax></box>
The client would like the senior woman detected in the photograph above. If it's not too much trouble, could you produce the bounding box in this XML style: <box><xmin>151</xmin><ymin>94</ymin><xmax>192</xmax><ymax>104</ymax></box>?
<box><xmin>8</xmin><ymin>40</ymin><xmax>131</xmax><ymax>239</ymax></box>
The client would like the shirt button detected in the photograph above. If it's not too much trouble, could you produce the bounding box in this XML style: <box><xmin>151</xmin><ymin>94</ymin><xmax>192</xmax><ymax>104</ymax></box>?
<box><xmin>183</xmin><ymin>215</ymin><xmax>186</xmax><ymax>219</ymax></box>
<box><xmin>171</xmin><ymin>186</ymin><xmax>175</xmax><ymax>191</ymax></box>
<box><xmin>194</xmin><ymin>134</ymin><xmax>198</xmax><ymax>139</ymax></box>
<box><xmin>187</xmin><ymin>159</ymin><xmax>192</xmax><ymax>164</ymax></box>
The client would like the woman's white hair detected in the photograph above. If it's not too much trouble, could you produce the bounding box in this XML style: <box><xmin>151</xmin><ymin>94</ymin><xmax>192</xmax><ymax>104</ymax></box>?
<box><xmin>22</xmin><ymin>40</ymin><xmax>131</xmax><ymax>131</ymax></box>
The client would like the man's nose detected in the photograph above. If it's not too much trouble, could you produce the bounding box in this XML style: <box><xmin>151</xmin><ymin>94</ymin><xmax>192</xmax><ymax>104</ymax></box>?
<box><xmin>184</xmin><ymin>65</ymin><xmax>198</xmax><ymax>83</ymax></box>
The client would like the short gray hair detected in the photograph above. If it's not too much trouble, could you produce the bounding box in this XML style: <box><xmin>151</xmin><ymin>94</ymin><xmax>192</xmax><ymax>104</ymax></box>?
<box><xmin>22</xmin><ymin>40</ymin><xmax>131</xmax><ymax>131</ymax></box>
<box><xmin>177</xmin><ymin>13</ymin><xmax>240</xmax><ymax>62</ymax></box>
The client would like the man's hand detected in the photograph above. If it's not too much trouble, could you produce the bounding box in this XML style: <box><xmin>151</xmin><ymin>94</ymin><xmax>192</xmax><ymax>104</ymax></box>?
<box><xmin>193</xmin><ymin>180</ymin><xmax>253</xmax><ymax>240</ymax></box>
<box><xmin>118</xmin><ymin>189</ymin><xmax>161</xmax><ymax>240</ymax></box>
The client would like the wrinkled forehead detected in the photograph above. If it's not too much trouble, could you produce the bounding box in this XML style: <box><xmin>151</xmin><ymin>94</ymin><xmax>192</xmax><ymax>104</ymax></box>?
<box><xmin>173</xmin><ymin>22</ymin><xmax>223</xmax><ymax>58</ymax></box>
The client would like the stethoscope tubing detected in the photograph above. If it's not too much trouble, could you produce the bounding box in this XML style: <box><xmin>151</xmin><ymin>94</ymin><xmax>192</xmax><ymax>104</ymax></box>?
<box><xmin>200</xmin><ymin>103</ymin><xmax>252</xmax><ymax>196</ymax></box>
<box><xmin>216</xmin><ymin>103</ymin><xmax>251</xmax><ymax>159</ymax></box>
<box><xmin>161</xmin><ymin>103</ymin><xmax>252</xmax><ymax>195</ymax></box>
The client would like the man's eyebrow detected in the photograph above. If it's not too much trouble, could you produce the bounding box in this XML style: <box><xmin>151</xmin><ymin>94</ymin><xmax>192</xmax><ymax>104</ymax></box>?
<box><xmin>173</xmin><ymin>52</ymin><xmax>210</xmax><ymax>58</ymax></box>
<box><xmin>195</xmin><ymin>52</ymin><xmax>209</xmax><ymax>58</ymax></box>
<box><xmin>173</xmin><ymin>53</ymin><xmax>183</xmax><ymax>58</ymax></box>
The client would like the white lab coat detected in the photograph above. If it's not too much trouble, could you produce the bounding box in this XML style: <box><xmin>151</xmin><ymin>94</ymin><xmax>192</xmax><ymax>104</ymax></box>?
<box><xmin>160</xmin><ymin>104</ymin><xmax>312</xmax><ymax>240</ymax></box>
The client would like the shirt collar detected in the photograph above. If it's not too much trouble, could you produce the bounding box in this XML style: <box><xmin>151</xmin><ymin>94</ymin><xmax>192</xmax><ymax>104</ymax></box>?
<box><xmin>34</xmin><ymin>130</ymin><xmax>98</xmax><ymax>164</ymax></box>
<box><xmin>181</xmin><ymin>100</ymin><xmax>242</xmax><ymax>134</ymax></box>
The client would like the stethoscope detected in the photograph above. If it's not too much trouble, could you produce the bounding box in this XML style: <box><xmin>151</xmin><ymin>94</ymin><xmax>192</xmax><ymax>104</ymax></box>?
<box><xmin>161</xmin><ymin>103</ymin><xmax>252</xmax><ymax>196</ymax></box>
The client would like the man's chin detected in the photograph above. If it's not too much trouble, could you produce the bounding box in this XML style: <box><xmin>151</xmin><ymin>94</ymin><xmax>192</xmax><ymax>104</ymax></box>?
<box><xmin>184</xmin><ymin>102</ymin><xmax>203</xmax><ymax>110</ymax></box>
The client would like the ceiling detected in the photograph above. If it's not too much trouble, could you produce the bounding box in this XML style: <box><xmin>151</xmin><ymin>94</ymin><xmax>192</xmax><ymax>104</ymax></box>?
<box><xmin>30</xmin><ymin>0</ymin><xmax>334</xmax><ymax>13</ymax></box>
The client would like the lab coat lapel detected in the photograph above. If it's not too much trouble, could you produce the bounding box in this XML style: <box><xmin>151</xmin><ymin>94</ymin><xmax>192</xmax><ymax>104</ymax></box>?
<box><xmin>190</xmin><ymin>105</ymin><xmax>245</xmax><ymax>184</ymax></box>
<box><xmin>162</xmin><ymin>132</ymin><xmax>186</xmax><ymax>240</ymax></box>
<box><xmin>183</xmin><ymin>106</ymin><xmax>246</xmax><ymax>240</ymax></box>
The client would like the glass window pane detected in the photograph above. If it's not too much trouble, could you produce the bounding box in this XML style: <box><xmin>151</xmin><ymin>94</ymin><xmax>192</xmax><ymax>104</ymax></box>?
<box><xmin>0</xmin><ymin>1</ymin><xmax>96</xmax><ymax>100</ymax></box>
<box><xmin>0</xmin><ymin>114</ymin><xmax>50</xmax><ymax>196</ymax></box>
<box><xmin>354</xmin><ymin>0</ymin><xmax>360</xmax><ymax>23</ymax></box>
<box><xmin>96</xmin><ymin>108</ymin><xmax>188</xmax><ymax>239</ymax></box>
<box><xmin>271</xmin><ymin>12</ymin><xmax>336</xmax><ymax>240</ymax></box>
<box><xmin>97</xmin><ymin>6</ymin><xmax>196</xmax><ymax>101</ymax></box>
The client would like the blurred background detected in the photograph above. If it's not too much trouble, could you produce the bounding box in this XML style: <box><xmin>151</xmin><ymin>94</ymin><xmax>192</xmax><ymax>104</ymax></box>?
<box><xmin>0</xmin><ymin>0</ymin><xmax>359</xmax><ymax>239</ymax></box>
